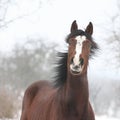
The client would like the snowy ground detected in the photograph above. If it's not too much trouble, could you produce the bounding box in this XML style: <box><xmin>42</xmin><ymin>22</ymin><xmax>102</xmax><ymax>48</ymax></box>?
<box><xmin>0</xmin><ymin>115</ymin><xmax>119</xmax><ymax>120</ymax></box>
<box><xmin>96</xmin><ymin>115</ymin><xmax>119</xmax><ymax>120</ymax></box>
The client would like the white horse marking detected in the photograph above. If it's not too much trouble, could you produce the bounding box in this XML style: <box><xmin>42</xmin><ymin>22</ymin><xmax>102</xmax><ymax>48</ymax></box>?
<box><xmin>73</xmin><ymin>35</ymin><xmax>86</xmax><ymax>66</ymax></box>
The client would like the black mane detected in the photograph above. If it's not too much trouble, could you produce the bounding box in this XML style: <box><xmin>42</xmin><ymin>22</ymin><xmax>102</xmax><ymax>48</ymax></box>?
<box><xmin>53</xmin><ymin>52</ymin><xmax>68</xmax><ymax>88</ymax></box>
<box><xmin>53</xmin><ymin>30</ymin><xmax>99</xmax><ymax>88</ymax></box>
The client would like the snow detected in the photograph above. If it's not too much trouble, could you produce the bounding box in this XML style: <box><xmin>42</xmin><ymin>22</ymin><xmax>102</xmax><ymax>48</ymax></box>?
<box><xmin>0</xmin><ymin>115</ymin><xmax>119</xmax><ymax>120</ymax></box>
<box><xmin>96</xmin><ymin>115</ymin><xmax>119</xmax><ymax>120</ymax></box>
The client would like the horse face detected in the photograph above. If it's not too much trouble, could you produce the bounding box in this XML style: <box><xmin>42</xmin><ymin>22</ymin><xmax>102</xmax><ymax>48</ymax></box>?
<box><xmin>67</xmin><ymin>20</ymin><xmax>94</xmax><ymax>75</ymax></box>
<box><xmin>68</xmin><ymin>35</ymin><xmax>91</xmax><ymax>75</ymax></box>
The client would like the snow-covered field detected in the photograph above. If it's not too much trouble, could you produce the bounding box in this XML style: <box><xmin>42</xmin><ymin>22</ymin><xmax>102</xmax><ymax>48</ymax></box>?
<box><xmin>96</xmin><ymin>115</ymin><xmax>119</xmax><ymax>120</ymax></box>
<box><xmin>0</xmin><ymin>115</ymin><xmax>119</xmax><ymax>120</ymax></box>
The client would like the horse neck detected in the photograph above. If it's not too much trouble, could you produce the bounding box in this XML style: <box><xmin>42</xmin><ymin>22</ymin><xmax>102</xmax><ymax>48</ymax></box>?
<box><xmin>66</xmin><ymin>72</ymin><xmax>89</xmax><ymax>103</ymax></box>
<box><xmin>55</xmin><ymin>70</ymin><xmax>90</xmax><ymax>119</ymax></box>
<box><xmin>56</xmin><ymin>71</ymin><xmax>89</xmax><ymax>118</ymax></box>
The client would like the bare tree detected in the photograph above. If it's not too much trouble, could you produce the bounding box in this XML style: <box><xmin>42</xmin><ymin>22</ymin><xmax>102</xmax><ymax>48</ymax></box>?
<box><xmin>105</xmin><ymin>0</ymin><xmax>120</xmax><ymax>68</ymax></box>
<box><xmin>0</xmin><ymin>38</ymin><xmax>57</xmax><ymax>89</ymax></box>
<box><xmin>0</xmin><ymin>0</ymin><xmax>52</xmax><ymax>28</ymax></box>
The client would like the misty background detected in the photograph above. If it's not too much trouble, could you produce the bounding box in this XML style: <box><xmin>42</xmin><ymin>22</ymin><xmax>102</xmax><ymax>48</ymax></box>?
<box><xmin>0</xmin><ymin>0</ymin><xmax>120</xmax><ymax>119</ymax></box>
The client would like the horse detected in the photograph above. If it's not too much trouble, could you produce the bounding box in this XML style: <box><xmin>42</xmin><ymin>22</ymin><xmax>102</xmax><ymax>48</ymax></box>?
<box><xmin>20</xmin><ymin>20</ymin><xmax>98</xmax><ymax>120</ymax></box>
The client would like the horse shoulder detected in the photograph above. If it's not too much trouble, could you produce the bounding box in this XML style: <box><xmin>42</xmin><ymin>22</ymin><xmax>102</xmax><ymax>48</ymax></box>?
<box><xmin>27</xmin><ymin>85</ymin><xmax>58</xmax><ymax>120</ymax></box>
<box><xmin>20</xmin><ymin>80</ymin><xmax>51</xmax><ymax>120</ymax></box>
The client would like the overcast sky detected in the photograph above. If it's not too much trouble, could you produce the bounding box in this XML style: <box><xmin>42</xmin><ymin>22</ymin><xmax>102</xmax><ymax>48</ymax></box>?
<box><xmin>0</xmin><ymin>0</ymin><xmax>117</xmax><ymax>51</ymax></box>
<box><xmin>0</xmin><ymin>0</ymin><xmax>119</xmax><ymax>78</ymax></box>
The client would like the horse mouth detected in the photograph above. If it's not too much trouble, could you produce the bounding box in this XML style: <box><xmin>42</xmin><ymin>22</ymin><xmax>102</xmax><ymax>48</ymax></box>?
<box><xmin>70</xmin><ymin>58</ymin><xmax>84</xmax><ymax>75</ymax></box>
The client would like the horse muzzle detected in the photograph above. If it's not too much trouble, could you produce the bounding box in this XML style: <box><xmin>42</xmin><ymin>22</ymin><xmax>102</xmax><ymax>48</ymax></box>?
<box><xmin>70</xmin><ymin>58</ymin><xmax>84</xmax><ymax>75</ymax></box>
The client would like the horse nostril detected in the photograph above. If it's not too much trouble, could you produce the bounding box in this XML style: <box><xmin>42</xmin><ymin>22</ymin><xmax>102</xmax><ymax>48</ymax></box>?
<box><xmin>80</xmin><ymin>58</ymin><xmax>84</xmax><ymax>65</ymax></box>
<box><xmin>70</xmin><ymin>58</ymin><xmax>74</xmax><ymax>64</ymax></box>
<box><xmin>73</xmin><ymin>65</ymin><xmax>79</xmax><ymax>69</ymax></box>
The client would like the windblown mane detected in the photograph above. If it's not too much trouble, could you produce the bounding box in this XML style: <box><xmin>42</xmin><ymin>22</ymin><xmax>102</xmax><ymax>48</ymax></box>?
<box><xmin>53</xmin><ymin>52</ymin><xmax>68</xmax><ymax>88</ymax></box>
<box><xmin>53</xmin><ymin>30</ymin><xmax>99</xmax><ymax>88</ymax></box>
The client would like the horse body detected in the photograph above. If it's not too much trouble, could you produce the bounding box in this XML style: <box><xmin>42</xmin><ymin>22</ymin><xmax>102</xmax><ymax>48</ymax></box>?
<box><xmin>20</xmin><ymin>20</ymin><xmax>98</xmax><ymax>120</ymax></box>
<box><xmin>21</xmin><ymin>77</ymin><xmax>94</xmax><ymax>120</ymax></box>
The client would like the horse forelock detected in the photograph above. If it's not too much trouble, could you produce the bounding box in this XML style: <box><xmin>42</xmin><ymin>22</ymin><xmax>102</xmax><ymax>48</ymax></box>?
<box><xmin>66</xmin><ymin>29</ymin><xmax>92</xmax><ymax>43</ymax></box>
<box><xmin>66</xmin><ymin>29</ymin><xmax>99</xmax><ymax>58</ymax></box>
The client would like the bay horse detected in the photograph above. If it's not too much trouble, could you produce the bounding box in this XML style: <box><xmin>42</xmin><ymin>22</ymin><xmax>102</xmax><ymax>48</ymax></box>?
<box><xmin>20</xmin><ymin>20</ymin><xmax>98</xmax><ymax>120</ymax></box>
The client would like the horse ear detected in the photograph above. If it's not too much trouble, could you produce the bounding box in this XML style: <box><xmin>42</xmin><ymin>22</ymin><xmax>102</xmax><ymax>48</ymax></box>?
<box><xmin>71</xmin><ymin>20</ymin><xmax>78</xmax><ymax>32</ymax></box>
<box><xmin>85</xmin><ymin>22</ymin><xmax>93</xmax><ymax>35</ymax></box>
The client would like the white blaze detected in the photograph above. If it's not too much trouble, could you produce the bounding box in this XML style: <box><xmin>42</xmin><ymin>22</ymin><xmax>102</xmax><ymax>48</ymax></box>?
<box><xmin>73</xmin><ymin>35</ymin><xmax>86</xmax><ymax>65</ymax></box>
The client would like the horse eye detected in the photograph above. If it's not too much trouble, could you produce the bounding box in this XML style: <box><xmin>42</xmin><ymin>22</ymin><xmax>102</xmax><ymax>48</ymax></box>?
<box><xmin>68</xmin><ymin>41</ymin><xmax>72</xmax><ymax>45</ymax></box>
<box><xmin>69</xmin><ymin>40</ymin><xmax>75</xmax><ymax>46</ymax></box>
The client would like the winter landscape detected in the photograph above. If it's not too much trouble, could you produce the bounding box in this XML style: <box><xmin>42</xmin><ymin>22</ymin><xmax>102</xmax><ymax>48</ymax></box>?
<box><xmin>0</xmin><ymin>0</ymin><xmax>120</xmax><ymax>120</ymax></box>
